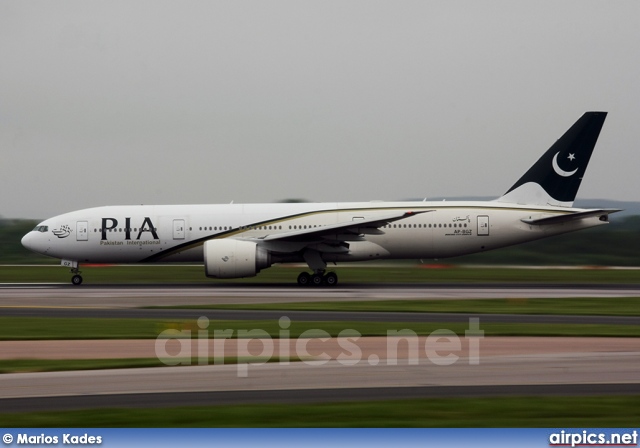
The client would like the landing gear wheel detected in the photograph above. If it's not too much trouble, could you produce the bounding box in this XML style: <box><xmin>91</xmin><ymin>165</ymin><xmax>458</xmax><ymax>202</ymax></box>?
<box><xmin>311</xmin><ymin>273</ymin><xmax>324</xmax><ymax>286</ymax></box>
<box><xmin>297</xmin><ymin>272</ymin><xmax>311</xmax><ymax>286</ymax></box>
<box><xmin>71</xmin><ymin>274</ymin><xmax>83</xmax><ymax>286</ymax></box>
<box><xmin>324</xmin><ymin>272</ymin><xmax>338</xmax><ymax>286</ymax></box>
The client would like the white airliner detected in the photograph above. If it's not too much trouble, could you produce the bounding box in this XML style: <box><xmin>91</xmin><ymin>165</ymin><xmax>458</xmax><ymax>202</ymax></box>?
<box><xmin>22</xmin><ymin>112</ymin><xmax>619</xmax><ymax>286</ymax></box>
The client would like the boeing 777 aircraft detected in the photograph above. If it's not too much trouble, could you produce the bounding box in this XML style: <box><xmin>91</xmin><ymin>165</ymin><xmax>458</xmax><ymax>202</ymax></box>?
<box><xmin>22</xmin><ymin>112</ymin><xmax>619</xmax><ymax>286</ymax></box>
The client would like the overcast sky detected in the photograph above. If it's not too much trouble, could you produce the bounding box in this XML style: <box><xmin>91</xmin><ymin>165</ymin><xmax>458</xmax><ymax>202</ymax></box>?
<box><xmin>2</xmin><ymin>1</ymin><xmax>639</xmax><ymax>219</ymax></box>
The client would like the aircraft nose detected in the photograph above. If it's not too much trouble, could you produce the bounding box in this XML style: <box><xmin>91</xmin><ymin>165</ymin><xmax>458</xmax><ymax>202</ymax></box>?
<box><xmin>21</xmin><ymin>232</ymin><xmax>36</xmax><ymax>252</ymax></box>
<box><xmin>21</xmin><ymin>231</ymin><xmax>45</xmax><ymax>254</ymax></box>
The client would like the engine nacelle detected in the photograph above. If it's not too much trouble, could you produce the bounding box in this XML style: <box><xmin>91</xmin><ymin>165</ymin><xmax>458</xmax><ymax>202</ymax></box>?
<box><xmin>204</xmin><ymin>239</ymin><xmax>271</xmax><ymax>279</ymax></box>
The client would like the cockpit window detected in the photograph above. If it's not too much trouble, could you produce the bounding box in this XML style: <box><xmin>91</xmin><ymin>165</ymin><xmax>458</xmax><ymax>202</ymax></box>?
<box><xmin>32</xmin><ymin>225</ymin><xmax>48</xmax><ymax>233</ymax></box>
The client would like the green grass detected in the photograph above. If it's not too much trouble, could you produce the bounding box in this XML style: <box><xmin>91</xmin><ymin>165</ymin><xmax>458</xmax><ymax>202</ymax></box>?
<box><xmin>1</xmin><ymin>395</ymin><xmax>639</xmax><ymax>427</ymax></box>
<box><xmin>0</xmin><ymin>358</ymin><xmax>177</xmax><ymax>373</ymax></box>
<box><xmin>0</xmin><ymin>357</ymin><xmax>300</xmax><ymax>374</ymax></box>
<box><xmin>161</xmin><ymin>297</ymin><xmax>640</xmax><ymax>316</ymax></box>
<box><xmin>1</xmin><ymin>317</ymin><xmax>639</xmax><ymax>341</ymax></box>
<box><xmin>2</xmin><ymin>264</ymin><xmax>640</xmax><ymax>284</ymax></box>
<box><xmin>0</xmin><ymin>265</ymin><xmax>210</xmax><ymax>284</ymax></box>
<box><xmin>0</xmin><ymin>317</ymin><xmax>184</xmax><ymax>340</ymax></box>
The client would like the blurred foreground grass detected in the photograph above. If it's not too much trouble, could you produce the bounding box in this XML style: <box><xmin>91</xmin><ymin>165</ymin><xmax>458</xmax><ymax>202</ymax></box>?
<box><xmin>170</xmin><ymin>297</ymin><xmax>640</xmax><ymax>316</ymax></box>
<box><xmin>2</xmin><ymin>395</ymin><xmax>639</xmax><ymax>427</ymax></box>
<box><xmin>1</xmin><ymin>317</ymin><xmax>639</xmax><ymax>340</ymax></box>
<box><xmin>0</xmin><ymin>357</ymin><xmax>298</xmax><ymax>374</ymax></box>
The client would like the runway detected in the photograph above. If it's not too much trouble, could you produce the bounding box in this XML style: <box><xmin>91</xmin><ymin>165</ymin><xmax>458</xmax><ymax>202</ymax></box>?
<box><xmin>1</xmin><ymin>284</ymin><xmax>638</xmax><ymax>325</ymax></box>
<box><xmin>1</xmin><ymin>341</ymin><xmax>638</xmax><ymax>411</ymax></box>
<box><xmin>0</xmin><ymin>284</ymin><xmax>638</xmax><ymax>413</ymax></box>
<box><xmin>0</xmin><ymin>338</ymin><xmax>640</xmax><ymax>398</ymax></box>
<box><xmin>1</xmin><ymin>283</ymin><xmax>640</xmax><ymax>309</ymax></box>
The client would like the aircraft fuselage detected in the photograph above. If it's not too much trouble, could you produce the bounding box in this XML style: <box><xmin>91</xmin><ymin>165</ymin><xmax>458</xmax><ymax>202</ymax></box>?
<box><xmin>22</xmin><ymin>201</ymin><xmax>608</xmax><ymax>265</ymax></box>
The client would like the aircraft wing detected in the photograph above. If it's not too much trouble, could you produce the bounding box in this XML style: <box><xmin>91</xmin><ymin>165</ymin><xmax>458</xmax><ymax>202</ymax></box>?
<box><xmin>521</xmin><ymin>209</ymin><xmax>622</xmax><ymax>226</ymax></box>
<box><xmin>254</xmin><ymin>210</ymin><xmax>431</xmax><ymax>247</ymax></box>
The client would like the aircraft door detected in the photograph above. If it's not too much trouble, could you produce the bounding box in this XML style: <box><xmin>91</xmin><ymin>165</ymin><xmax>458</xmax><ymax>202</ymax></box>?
<box><xmin>477</xmin><ymin>215</ymin><xmax>489</xmax><ymax>236</ymax></box>
<box><xmin>173</xmin><ymin>219</ymin><xmax>186</xmax><ymax>240</ymax></box>
<box><xmin>76</xmin><ymin>221</ymin><xmax>88</xmax><ymax>241</ymax></box>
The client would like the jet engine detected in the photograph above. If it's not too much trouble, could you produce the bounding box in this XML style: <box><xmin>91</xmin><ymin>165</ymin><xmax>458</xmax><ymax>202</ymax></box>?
<box><xmin>204</xmin><ymin>239</ymin><xmax>271</xmax><ymax>278</ymax></box>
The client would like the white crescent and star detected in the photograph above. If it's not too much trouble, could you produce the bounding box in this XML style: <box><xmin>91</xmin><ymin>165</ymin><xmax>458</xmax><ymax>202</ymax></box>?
<box><xmin>552</xmin><ymin>152</ymin><xmax>578</xmax><ymax>177</ymax></box>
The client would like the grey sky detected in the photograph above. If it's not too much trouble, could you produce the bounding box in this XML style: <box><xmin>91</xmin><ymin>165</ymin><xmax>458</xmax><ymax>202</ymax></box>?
<box><xmin>2</xmin><ymin>1</ymin><xmax>639</xmax><ymax>219</ymax></box>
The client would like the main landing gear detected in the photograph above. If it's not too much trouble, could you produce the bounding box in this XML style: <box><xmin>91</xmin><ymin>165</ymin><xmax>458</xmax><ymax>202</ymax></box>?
<box><xmin>297</xmin><ymin>249</ymin><xmax>337</xmax><ymax>286</ymax></box>
<box><xmin>297</xmin><ymin>271</ymin><xmax>338</xmax><ymax>287</ymax></box>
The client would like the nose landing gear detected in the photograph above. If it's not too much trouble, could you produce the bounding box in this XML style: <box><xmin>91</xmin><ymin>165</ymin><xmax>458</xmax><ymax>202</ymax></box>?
<box><xmin>62</xmin><ymin>260</ymin><xmax>83</xmax><ymax>286</ymax></box>
<box><xmin>71</xmin><ymin>272</ymin><xmax>83</xmax><ymax>285</ymax></box>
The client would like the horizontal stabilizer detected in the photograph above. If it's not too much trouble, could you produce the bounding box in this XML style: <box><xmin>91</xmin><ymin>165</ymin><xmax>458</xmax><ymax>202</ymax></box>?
<box><xmin>521</xmin><ymin>209</ymin><xmax>622</xmax><ymax>226</ymax></box>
